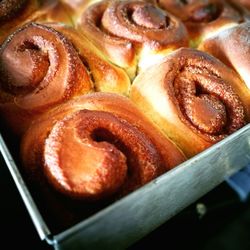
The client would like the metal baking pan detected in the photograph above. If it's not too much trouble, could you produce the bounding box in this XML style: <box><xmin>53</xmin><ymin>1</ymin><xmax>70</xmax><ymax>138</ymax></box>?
<box><xmin>0</xmin><ymin>123</ymin><xmax>250</xmax><ymax>249</ymax></box>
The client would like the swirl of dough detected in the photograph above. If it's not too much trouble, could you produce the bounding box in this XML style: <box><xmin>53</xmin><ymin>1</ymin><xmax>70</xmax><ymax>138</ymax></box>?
<box><xmin>21</xmin><ymin>92</ymin><xmax>186</xmax><ymax>200</ymax></box>
<box><xmin>131</xmin><ymin>48</ymin><xmax>248</xmax><ymax>157</ymax></box>
<box><xmin>78</xmin><ymin>0</ymin><xmax>188</xmax><ymax>78</ymax></box>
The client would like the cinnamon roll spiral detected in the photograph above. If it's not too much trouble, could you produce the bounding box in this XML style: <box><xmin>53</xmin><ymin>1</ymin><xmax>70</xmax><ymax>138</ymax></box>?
<box><xmin>78</xmin><ymin>0</ymin><xmax>188</xmax><ymax>78</ymax></box>
<box><xmin>21</xmin><ymin>92</ymin><xmax>186</xmax><ymax>200</ymax></box>
<box><xmin>131</xmin><ymin>48</ymin><xmax>249</xmax><ymax>157</ymax></box>
<box><xmin>154</xmin><ymin>0</ymin><xmax>250</xmax><ymax>46</ymax></box>
<box><xmin>0</xmin><ymin>22</ymin><xmax>130</xmax><ymax>134</ymax></box>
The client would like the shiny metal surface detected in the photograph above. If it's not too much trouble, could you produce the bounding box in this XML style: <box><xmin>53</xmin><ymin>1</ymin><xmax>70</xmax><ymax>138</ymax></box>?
<box><xmin>0</xmin><ymin>134</ymin><xmax>51</xmax><ymax>240</ymax></box>
<box><xmin>0</xmin><ymin>124</ymin><xmax>250</xmax><ymax>249</ymax></box>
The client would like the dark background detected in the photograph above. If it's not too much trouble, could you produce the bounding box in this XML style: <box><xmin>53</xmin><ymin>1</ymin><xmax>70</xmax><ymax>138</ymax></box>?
<box><xmin>1</xmin><ymin>153</ymin><xmax>250</xmax><ymax>250</ymax></box>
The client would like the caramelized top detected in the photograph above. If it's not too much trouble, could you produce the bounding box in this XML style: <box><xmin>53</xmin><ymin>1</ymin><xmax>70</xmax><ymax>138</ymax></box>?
<box><xmin>188</xmin><ymin>2</ymin><xmax>222</xmax><ymax>22</ymax></box>
<box><xmin>199</xmin><ymin>22</ymin><xmax>250</xmax><ymax>99</ymax></box>
<box><xmin>0</xmin><ymin>22</ymin><xmax>92</xmax><ymax>111</ymax></box>
<box><xmin>173</xmin><ymin>64</ymin><xmax>245</xmax><ymax>140</ymax></box>
<box><xmin>131</xmin><ymin>48</ymin><xmax>247</xmax><ymax>144</ymax></box>
<box><xmin>131</xmin><ymin>4</ymin><xmax>168</xmax><ymax>29</ymax></box>
<box><xmin>99</xmin><ymin>0</ymin><xmax>187</xmax><ymax>49</ymax></box>
<box><xmin>21</xmin><ymin>93</ymin><xmax>186</xmax><ymax>200</ymax></box>
<box><xmin>0</xmin><ymin>0</ymin><xmax>27</xmax><ymax>22</ymax></box>
<box><xmin>44</xmin><ymin>109</ymin><xmax>162</xmax><ymax>199</ymax></box>
<box><xmin>155</xmin><ymin>0</ymin><xmax>248</xmax><ymax>42</ymax></box>
<box><xmin>79</xmin><ymin>0</ymin><xmax>188</xmax><ymax>68</ymax></box>
<box><xmin>157</xmin><ymin>0</ymin><xmax>243</xmax><ymax>24</ymax></box>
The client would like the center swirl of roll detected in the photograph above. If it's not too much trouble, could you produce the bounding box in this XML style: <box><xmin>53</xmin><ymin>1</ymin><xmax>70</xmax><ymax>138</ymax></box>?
<box><xmin>173</xmin><ymin>66</ymin><xmax>246</xmax><ymax>140</ymax></box>
<box><xmin>100</xmin><ymin>0</ymin><xmax>178</xmax><ymax>47</ymax></box>
<box><xmin>0</xmin><ymin>22</ymin><xmax>92</xmax><ymax>110</ymax></box>
<box><xmin>189</xmin><ymin>2</ymin><xmax>222</xmax><ymax>22</ymax></box>
<box><xmin>131</xmin><ymin>5</ymin><xmax>168</xmax><ymax>29</ymax></box>
<box><xmin>1</xmin><ymin>39</ymin><xmax>49</xmax><ymax>94</ymax></box>
<box><xmin>44</xmin><ymin>109</ymin><xmax>162</xmax><ymax>199</ymax></box>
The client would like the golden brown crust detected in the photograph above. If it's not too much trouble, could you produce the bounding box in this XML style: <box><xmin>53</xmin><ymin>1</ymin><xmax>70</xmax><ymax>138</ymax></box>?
<box><xmin>21</xmin><ymin>92</ymin><xmax>186</xmax><ymax>200</ymax></box>
<box><xmin>48</xmin><ymin>23</ymin><xmax>130</xmax><ymax>95</ymax></box>
<box><xmin>0</xmin><ymin>0</ymin><xmax>28</xmax><ymax>22</ymax></box>
<box><xmin>0</xmin><ymin>0</ymin><xmax>39</xmax><ymax>42</ymax></box>
<box><xmin>130</xmin><ymin>48</ymin><xmax>248</xmax><ymax>157</ymax></box>
<box><xmin>0</xmin><ymin>22</ymin><xmax>92</xmax><ymax>134</ymax></box>
<box><xmin>59</xmin><ymin>0</ymin><xmax>99</xmax><ymax>23</ymax></box>
<box><xmin>0</xmin><ymin>22</ymin><xmax>130</xmax><ymax>135</ymax></box>
<box><xmin>77</xmin><ymin>0</ymin><xmax>188</xmax><ymax>78</ymax></box>
<box><xmin>199</xmin><ymin>22</ymin><xmax>250</xmax><ymax>95</ymax></box>
<box><xmin>154</xmin><ymin>0</ymin><xmax>250</xmax><ymax>46</ymax></box>
<box><xmin>41</xmin><ymin>0</ymin><xmax>74</xmax><ymax>25</ymax></box>
<box><xmin>0</xmin><ymin>0</ymin><xmax>74</xmax><ymax>43</ymax></box>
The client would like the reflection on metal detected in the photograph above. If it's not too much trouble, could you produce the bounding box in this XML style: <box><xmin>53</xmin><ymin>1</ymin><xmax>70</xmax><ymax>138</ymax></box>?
<box><xmin>196</xmin><ymin>203</ymin><xmax>207</xmax><ymax>219</ymax></box>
